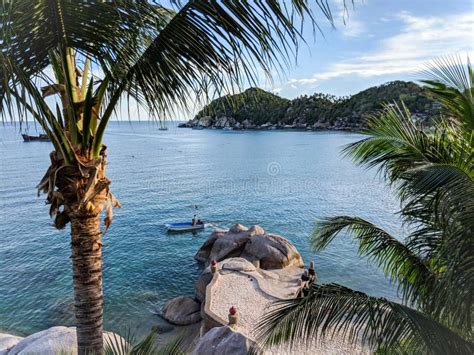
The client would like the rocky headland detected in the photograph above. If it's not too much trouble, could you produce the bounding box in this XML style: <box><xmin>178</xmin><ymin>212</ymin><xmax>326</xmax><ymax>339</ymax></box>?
<box><xmin>180</xmin><ymin>82</ymin><xmax>439</xmax><ymax>132</ymax></box>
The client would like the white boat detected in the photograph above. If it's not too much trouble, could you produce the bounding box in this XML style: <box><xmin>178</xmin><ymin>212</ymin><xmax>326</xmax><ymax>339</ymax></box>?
<box><xmin>165</xmin><ymin>222</ymin><xmax>205</xmax><ymax>232</ymax></box>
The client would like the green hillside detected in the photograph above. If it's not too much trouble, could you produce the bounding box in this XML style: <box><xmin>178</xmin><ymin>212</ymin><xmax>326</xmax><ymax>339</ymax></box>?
<box><xmin>196</xmin><ymin>87</ymin><xmax>289</xmax><ymax>125</ymax></box>
<box><xmin>191</xmin><ymin>81</ymin><xmax>439</xmax><ymax>130</ymax></box>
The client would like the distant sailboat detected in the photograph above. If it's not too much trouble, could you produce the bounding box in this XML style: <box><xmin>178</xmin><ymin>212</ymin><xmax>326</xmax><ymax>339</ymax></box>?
<box><xmin>158</xmin><ymin>121</ymin><xmax>168</xmax><ymax>130</ymax></box>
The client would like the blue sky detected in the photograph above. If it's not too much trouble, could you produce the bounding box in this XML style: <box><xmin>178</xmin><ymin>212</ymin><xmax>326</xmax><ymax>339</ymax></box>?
<box><xmin>32</xmin><ymin>0</ymin><xmax>474</xmax><ymax>121</ymax></box>
<box><xmin>264</xmin><ymin>0</ymin><xmax>473</xmax><ymax>99</ymax></box>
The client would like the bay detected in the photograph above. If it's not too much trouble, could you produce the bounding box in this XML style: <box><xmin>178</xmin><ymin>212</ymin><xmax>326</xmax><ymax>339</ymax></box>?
<box><xmin>0</xmin><ymin>122</ymin><xmax>401</xmax><ymax>336</ymax></box>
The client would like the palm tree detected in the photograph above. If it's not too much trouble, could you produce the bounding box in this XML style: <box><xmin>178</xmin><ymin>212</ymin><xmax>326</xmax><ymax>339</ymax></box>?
<box><xmin>0</xmin><ymin>1</ymin><xmax>337</xmax><ymax>353</ymax></box>
<box><xmin>257</xmin><ymin>57</ymin><xmax>474</xmax><ymax>354</ymax></box>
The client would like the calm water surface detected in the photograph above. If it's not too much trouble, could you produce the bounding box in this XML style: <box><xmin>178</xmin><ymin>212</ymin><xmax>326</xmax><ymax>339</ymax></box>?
<box><xmin>0</xmin><ymin>122</ymin><xmax>402</xmax><ymax>336</ymax></box>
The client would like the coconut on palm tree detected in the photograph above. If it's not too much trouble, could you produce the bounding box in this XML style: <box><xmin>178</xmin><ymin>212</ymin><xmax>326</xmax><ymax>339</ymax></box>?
<box><xmin>257</xmin><ymin>57</ymin><xmax>474</xmax><ymax>354</ymax></box>
<box><xmin>0</xmin><ymin>1</ymin><xmax>337</xmax><ymax>353</ymax></box>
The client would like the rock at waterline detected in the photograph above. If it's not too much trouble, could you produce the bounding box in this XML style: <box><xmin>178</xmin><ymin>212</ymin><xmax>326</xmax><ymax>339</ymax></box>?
<box><xmin>229</xmin><ymin>223</ymin><xmax>249</xmax><ymax>233</ymax></box>
<box><xmin>194</xmin><ymin>224</ymin><xmax>303</xmax><ymax>269</ymax></box>
<box><xmin>195</xmin><ymin>266</ymin><xmax>214</xmax><ymax>303</ymax></box>
<box><xmin>7</xmin><ymin>326</ymin><xmax>125</xmax><ymax>355</ymax></box>
<box><xmin>0</xmin><ymin>334</ymin><xmax>23</xmax><ymax>355</ymax></box>
<box><xmin>241</xmin><ymin>233</ymin><xmax>303</xmax><ymax>269</ymax></box>
<box><xmin>161</xmin><ymin>295</ymin><xmax>202</xmax><ymax>326</ymax></box>
<box><xmin>192</xmin><ymin>325</ymin><xmax>255</xmax><ymax>355</ymax></box>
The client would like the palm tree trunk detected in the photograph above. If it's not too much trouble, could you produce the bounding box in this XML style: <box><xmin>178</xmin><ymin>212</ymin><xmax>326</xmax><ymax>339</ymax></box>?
<box><xmin>42</xmin><ymin>150</ymin><xmax>113</xmax><ymax>354</ymax></box>
<box><xmin>71</xmin><ymin>213</ymin><xmax>104</xmax><ymax>355</ymax></box>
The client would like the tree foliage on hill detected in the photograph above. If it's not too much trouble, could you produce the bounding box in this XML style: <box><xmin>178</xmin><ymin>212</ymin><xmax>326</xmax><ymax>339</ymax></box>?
<box><xmin>195</xmin><ymin>81</ymin><xmax>438</xmax><ymax>128</ymax></box>
<box><xmin>325</xmin><ymin>80</ymin><xmax>436</xmax><ymax>124</ymax></box>
<box><xmin>285</xmin><ymin>93</ymin><xmax>339</xmax><ymax>125</ymax></box>
<box><xmin>196</xmin><ymin>87</ymin><xmax>289</xmax><ymax>125</ymax></box>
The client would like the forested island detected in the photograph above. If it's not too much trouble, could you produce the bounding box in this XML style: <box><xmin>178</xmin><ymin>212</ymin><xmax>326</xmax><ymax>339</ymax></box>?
<box><xmin>182</xmin><ymin>81</ymin><xmax>440</xmax><ymax>131</ymax></box>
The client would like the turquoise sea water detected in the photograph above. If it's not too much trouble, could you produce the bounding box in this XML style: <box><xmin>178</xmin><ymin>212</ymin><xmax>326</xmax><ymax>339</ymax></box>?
<box><xmin>0</xmin><ymin>122</ymin><xmax>402</xmax><ymax>336</ymax></box>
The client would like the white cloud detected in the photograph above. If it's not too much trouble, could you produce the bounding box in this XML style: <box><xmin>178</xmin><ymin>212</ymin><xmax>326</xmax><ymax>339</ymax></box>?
<box><xmin>332</xmin><ymin>0</ymin><xmax>368</xmax><ymax>37</ymax></box>
<box><xmin>340</xmin><ymin>19</ymin><xmax>366</xmax><ymax>37</ymax></box>
<box><xmin>288</xmin><ymin>11</ymin><xmax>474</xmax><ymax>87</ymax></box>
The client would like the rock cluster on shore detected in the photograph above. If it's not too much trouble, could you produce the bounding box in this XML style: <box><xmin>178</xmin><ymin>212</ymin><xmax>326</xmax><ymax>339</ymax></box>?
<box><xmin>179</xmin><ymin>116</ymin><xmax>342</xmax><ymax>131</ymax></box>
<box><xmin>160</xmin><ymin>224</ymin><xmax>304</xmax><ymax>327</ymax></box>
<box><xmin>162</xmin><ymin>223</ymin><xmax>370</xmax><ymax>354</ymax></box>
<box><xmin>191</xmin><ymin>325</ymin><xmax>254</xmax><ymax>355</ymax></box>
<box><xmin>0</xmin><ymin>326</ymin><xmax>125</xmax><ymax>355</ymax></box>
<box><xmin>161</xmin><ymin>224</ymin><xmax>316</xmax><ymax>353</ymax></box>
<box><xmin>195</xmin><ymin>224</ymin><xmax>303</xmax><ymax>270</ymax></box>
<box><xmin>160</xmin><ymin>295</ymin><xmax>201</xmax><ymax>326</ymax></box>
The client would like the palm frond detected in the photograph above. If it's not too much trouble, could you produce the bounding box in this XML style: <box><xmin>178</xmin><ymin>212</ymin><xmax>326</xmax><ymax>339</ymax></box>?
<box><xmin>1</xmin><ymin>54</ymin><xmax>76</xmax><ymax>163</ymax></box>
<box><xmin>401</xmin><ymin>162</ymin><xmax>473</xmax><ymax>234</ymax></box>
<box><xmin>343</xmin><ymin>102</ymin><xmax>432</xmax><ymax>183</ymax></box>
<box><xmin>0</xmin><ymin>1</ymin><xmax>170</xmax><ymax>80</ymax></box>
<box><xmin>314</xmin><ymin>58</ymin><xmax>474</xmax><ymax>339</ymax></box>
<box><xmin>312</xmin><ymin>216</ymin><xmax>435</xmax><ymax>307</ymax></box>
<box><xmin>1</xmin><ymin>0</ymin><xmax>339</xmax><ymax>163</ymax></box>
<box><xmin>421</xmin><ymin>55</ymin><xmax>473</xmax><ymax>130</ymax></box>
<box><xmin>313</xmin><ymin>215</ymin><xmax>473</xmax><ymax>333</ymax></box>
<box><xmin>343</xmin><ymin>100</ymin><xmax>472</xmax><ymax>277</ymax></box>
<box><xmin>103</xmin><ymin>0</ymin><xmax>334</xmax><ymax>121</ymax></box>
<box><xmin>154</xmin><ymin>336</ymin><xmax>186</xmax><ymax>355</ymax></box>
<box><xmin>256</xmin><ymin>283</ymin><xmax>474</xmax><ymax>354</ymax></box>
<box><xmin>103</xmin><ymin>329</ymin><xmax>185</xmax><ymax>355</ymax></box>
<box><xmin>104</xmin><ymin>331</ymin><xmax>134</xmax><ymax>355</ymax></box>
<box><xmin>90</xmin><ymin>0</ymin><xmax>337</xmax><ymax>153</ymax></box>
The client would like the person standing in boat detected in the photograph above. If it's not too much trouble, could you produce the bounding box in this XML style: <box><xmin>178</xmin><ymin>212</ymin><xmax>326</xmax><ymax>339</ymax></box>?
<box><xmin>192</xmin><ymin>215</ymin><xmax>197</xmax><ymax>226</ymax></box>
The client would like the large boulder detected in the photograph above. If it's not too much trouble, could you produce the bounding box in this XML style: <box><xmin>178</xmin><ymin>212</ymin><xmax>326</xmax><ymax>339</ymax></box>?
<box><xmin>242</xmin><ymin>119</ymin><xmax>256</xmax><ymax>129</ymax></box>
<box><xmin>194</xmin><ymin>224</ymin><xmax>303</xmax><ymax>270</ymax></box>
<box><xmin>229</xmin><ymin>224</ymin><xmax>248</xmax><ymax>233</ymax></box>
<box><xmin>161</xmin><ymin>296</ymin><xmax>201</xmax><ymax>326</ymax></box>
<box><xmin>198</xmin><ymin>116</ymin><xmax>213</xmax><ymax>127</ymax></box>
<box><xmin>192</xmin><ymin>326</ymin><xmax>255</xmax><ymax>355</ymax></box>
<box><xmin>188</xmin><ymin>118</ymin><xmax>199</xmax><ymax>127</ymax></box>
<box><xmin>197</xmin><ymin>225</ymin><xmax>251</xmax><ymax>266</ymax></box>
<box><xmin>195</xmin><ymin>266</ymin><xmax>213</xmax><ymax>302</ymax></box>
<box><xmin>214</xmin><ymin>116</ymin><xmax>226</xmax><ymax>128</ymax></box>
<box><xmin>313</xmin><ymin>121</ymin><xmax>329</xmax><ymax>129</ymax></box>
<box><xmin>214</xmin><ymin>116</ymin><xmax>236</xmax><ymax>128</ymax></box>
<box><xmin>0</xmin><ymin>334</ymin><xmax>23</xmax><ymax>355</ymax></box>
<box><xmin>207</xmin><ymin>231</ymin><xmax>250</xmax><ymax>262</ymax></box>
<box><xmin>241</xmin><ymin>233</ymin><xmax>304</xmax><ymax>269</ymax></box>
<box><xmin>194</xmin><ymin>230</ymin><xmax>226</xmax><ymax>264</ymax></box>
<box><xmin>8</xmin><ymin>326</ymin><xmax>124</xmax><ymax>355</ymax></box>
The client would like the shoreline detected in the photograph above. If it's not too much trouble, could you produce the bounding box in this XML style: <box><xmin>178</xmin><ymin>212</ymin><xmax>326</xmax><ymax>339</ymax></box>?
<box><xmin>178</xmin><ymin>125</ymin><xmax>362</xmax><ymax>133</ymax></box>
